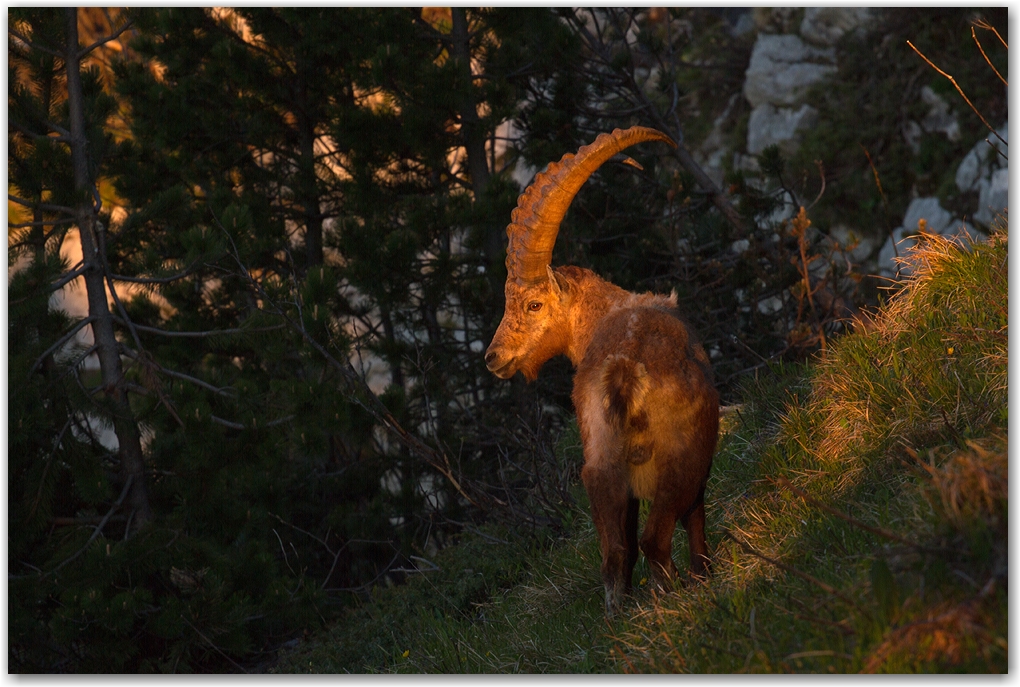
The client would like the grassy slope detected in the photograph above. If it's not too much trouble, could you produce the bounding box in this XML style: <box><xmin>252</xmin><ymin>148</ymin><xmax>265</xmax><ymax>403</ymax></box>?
<box><xmin>276</xmin><ymin>226</ymin><xmax>1007</xmax><ymax>674</ymax></box>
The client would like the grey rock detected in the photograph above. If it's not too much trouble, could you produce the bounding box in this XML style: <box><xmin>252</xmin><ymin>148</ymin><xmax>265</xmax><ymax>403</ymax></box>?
<box><xmin>878</xmin><ymin>197</ymin><xmax>984</xmax><ymax>277</ymax></box>
<box><xmin>757</xmin><ymin>295</ymin><xmax>784</xmax><ymax>315</ymax></box>
<box><xmin>974</xmin><ymin>167</ymin><xmax>1008</xmax><ymax>226</ymax></box>
<box><xmin>746</xmin><ymin>102</ymin><xmax>819</xmax><ymax>155</ymax></box>
<box><xmin>919</xmin><ymin>86</ymin><xmax>960</xmax><ymax>141</ymax></box>
<box><xmin>695</xmin><ymin>93</ymin><xmax>741</xmax><ymax>188</ymax></box>
<box><xmin>800</xmin><ymin>8</ymin><xmax>871</xmax><ymax>46</ymax></box>
<box><xmin>955</xmin><ymin>143</ymin><xmax>984</xmax><ymax>192</ymax></box>
<box><xmin>828</xmin><ymin>224</ymin><xmax>875</xmax><ymax>264</ymax></box>
<box><xmin>902</xmin><ymin>196</ymin><xmax>952</xmax><ymax>235</ymax></box>
<box><xmin>955</xmin><ymin>122</ymin><xmax>1008</xmax><ymax>193</ymax></box>
<box><xmin>902</xmin><ymin>119</ymin><xmax>924</xmax><ymax>156</ymax></box>
<box><xmin>744</xmin><ymin>34</ymin><xmax>836</xmax><ymax>108</ymax></box>
<box><xmin>753</xmin><ymin>8</ymin><xmax>801</xmax><ymax>35</ymax></box>
<box><xmin>731</xmin><ymin>11</ymin><xmax>755</xmax><ymax>37</ymax></box>
<box><xmin>877</xmin><ymin>226</ymin><xmax>913</xmax><ymax>278</ymax></box>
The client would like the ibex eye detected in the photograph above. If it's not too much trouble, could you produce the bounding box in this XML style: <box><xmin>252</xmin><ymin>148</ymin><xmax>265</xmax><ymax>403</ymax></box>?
<box><xmin>528</xmin><ymin>302</ymin><xmax>543</xmax><ymax>312</ymax></box>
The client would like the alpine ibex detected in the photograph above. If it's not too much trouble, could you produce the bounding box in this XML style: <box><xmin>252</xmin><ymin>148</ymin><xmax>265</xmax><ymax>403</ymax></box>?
<box><xmin>485</xmin><ymin>127</ymin><xmax>719</xmax><ymax>614</ymax></box>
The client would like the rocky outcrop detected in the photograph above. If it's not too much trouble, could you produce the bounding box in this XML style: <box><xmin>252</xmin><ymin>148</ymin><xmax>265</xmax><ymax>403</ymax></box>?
<box><xmin>699</xmin><ymin>9</ymin><xmax>874</xmax><ymax>187</ymax></box>
<box><xmin>903</xmin><ymin>86</ymin><xmax>962</xmax><ymax>154</ymax></box>
<box><xmin>956</xmin><ymin>122</ymin><xmax>1008</xmax><ymax>227</ymax></box>
<box><xmin>875</xmin><ymin>121</ymin><xmax>1008</xmax><ymax>276</ymax></box>
<box><xmin>743</xmin><ymin>34</ymin><xmax>836</xmax><ymax>109</ymax></box>
<box><xmin>746</xmin><ymin>102</ymin><xmax>819</xmax><ymax>156</ymax></box>
<box><xmin>694</xmin><ymin>8</ymin><xmax>1005</xmax><ymax>280</ymax></box>
<box><xmin>741</xmin><ymin>32</ymin><xmax>833</xmax><ymax>156</ymax></box>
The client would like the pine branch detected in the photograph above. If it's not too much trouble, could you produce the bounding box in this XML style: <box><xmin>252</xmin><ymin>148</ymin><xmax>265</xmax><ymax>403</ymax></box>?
<box><xmin>77</xmin><ymin>19</ymin><xmax>134</xmax><ymax>59</ymax></box>
<box><xmin>8</xmin><ymin>120</ymin><xmax>72</xmax><ymax>143</ymax></box>
<box><xmin>120</xmin><ymin>346</ymin><xmax>238</xmax><ymax>398</ymax></box>
<box><xmin>209</xmin><ymin>414</ymin><xmax>294</xmax><ymax>430</ymax></box>
<box><xmin>114</xmin><ymin>317</ymin><xmax>286</xmax><ymax>338</ymax></box>
<box><xmin>10</xmin><ymin>261</ymin><xmax>89</xmax><ymax>307</ymax></box>
<box><xmin>208</xmin><ymin>198</ymin><xmax>485</xmax><ymax>510</ymax></box>
<box><xmin>50</xmin><ymin>475</ymin><xmax>133</xmax><ymax>575</ymax></box>
<box><xmin>8</xmin><ymin>26</ymin><xmax>63</xmax><ymax>58</ymax></box>
<box><xmin>8</xmin><ymin>193</ymin><xmax>75</xmax><ymax>216</ymax></box>
<box><xmin>8</xmin><ymin>216</ymin><xmax>77</xmax><ymax>230</ymax></box>
<box><xmin>27</xmin><ymin>417</ymin><xmax>75</xmax><ymax>521</ymax></box>
<box><xmin>108</xmin><ymin>263</ymin><xmax>203</xmax><ymax>284</ymax></box>
<box><xmin>29</xmin><ymin>316</ymin><xmax>96</xmax><ymax>376</ymax></box>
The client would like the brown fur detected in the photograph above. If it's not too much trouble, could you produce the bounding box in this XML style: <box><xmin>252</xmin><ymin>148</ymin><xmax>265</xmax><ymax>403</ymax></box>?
<box><xmin>486</xmin><ymin>266</ymin><xmax>719</xmax><ymax>615</ymax></box>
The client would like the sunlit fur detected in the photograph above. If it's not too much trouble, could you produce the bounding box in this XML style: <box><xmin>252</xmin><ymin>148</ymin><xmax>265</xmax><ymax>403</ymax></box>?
<box><xmin>486</xmin><ymin>265</ymin><xmax>719</xmax><ymax>615</ymax></box>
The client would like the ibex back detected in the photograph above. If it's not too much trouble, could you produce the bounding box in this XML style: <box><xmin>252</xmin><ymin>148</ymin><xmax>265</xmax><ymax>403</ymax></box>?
<box><xmin>485</xmin><ymin>127</ymin><xmax>719</xmax><ymax>615</ymax></box>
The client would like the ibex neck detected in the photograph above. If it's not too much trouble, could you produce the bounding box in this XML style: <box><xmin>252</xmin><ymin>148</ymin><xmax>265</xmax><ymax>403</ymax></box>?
<box><xmin>559</xmin><ymin>267</ymin><xmax>675</xmax><ymax>366</ymax></box>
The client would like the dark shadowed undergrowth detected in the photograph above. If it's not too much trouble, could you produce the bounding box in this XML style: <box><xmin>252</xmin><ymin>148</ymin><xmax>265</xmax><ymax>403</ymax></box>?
<box><xmin>276</xmin><ymin>221</ymin><xmax>1007</xmax><ymax>674</ymax></box>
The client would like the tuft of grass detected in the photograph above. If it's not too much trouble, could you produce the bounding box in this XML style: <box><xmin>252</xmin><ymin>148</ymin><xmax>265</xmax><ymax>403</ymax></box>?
<box><xmin>279</xmin><ymin>222</ymin><xmax>1006</xmax><ymax>673</ymax></box>
<box><xmin>612</xmin><ymin>223</ymin><xmax>1007</xmax><ymax>673</ymax></box>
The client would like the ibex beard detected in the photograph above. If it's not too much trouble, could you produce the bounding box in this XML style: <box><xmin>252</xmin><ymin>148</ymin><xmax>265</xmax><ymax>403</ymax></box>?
<box><xmin>485</xmin><ymin>127</ymin><xmax>719</xmax><ymax>616</ymax></box>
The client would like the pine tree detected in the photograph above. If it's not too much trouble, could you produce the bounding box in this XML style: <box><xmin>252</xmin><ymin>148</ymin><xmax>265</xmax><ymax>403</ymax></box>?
<box><xmin>8</xmin><ymin>7</ymin><xmax>164</xmax><ymax>671</ymax></box>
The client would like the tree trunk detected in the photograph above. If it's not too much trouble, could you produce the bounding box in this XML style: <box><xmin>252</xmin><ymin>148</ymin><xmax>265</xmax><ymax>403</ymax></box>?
<box><xmin>450</xmin><ymin>8</ymin><xmax>505</xmax><ymax>308</ymax></box>
<box><xmin>65</xmin><ymin>7</ymin><xmax>152</xmax><ymax>530</ymax></box>
<box><xmin>296</xmin><ymin>104</ymin><xmax>324</xmax><ymax>269</ymax></box>
<box><xmin>450</xmin><ymin>9</ymin><xmax>491</xmax><ymax>196</ymax></box>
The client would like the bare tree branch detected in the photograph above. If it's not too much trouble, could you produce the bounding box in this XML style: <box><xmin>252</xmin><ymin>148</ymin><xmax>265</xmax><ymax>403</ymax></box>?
<box><xmin>907</xmin><ymin>40</ymin><xmax>1007</xmax><ymax>152</ymax></box>
<box><xmin>120</xmin><ymin>346</ymin><xmax>238</xmax><ymax>398</ymax></box>
<box><xmin>8</xmin><ymin>194</ymin><xmax>75</xmax><ymax>216</ymax></box>
<box><xmin>971</xmin><ymin>26</ymin><xmax>1007</xmax><ymax>86</ymax></box>
<box><xmin>565</xmin><ymin>9</ymin><xmax>749</xmax><ymax>234</ymax></box>
<box><xmin>50</xmin><ymin>475</ymin><xmax>133</xmax><ymax>575</ymax></box>
<box><xmin>210</xmin><ymin>414</ymin><xmax>295</xmax><ymax>430</ymax></box>
<box><xmin>8</xmin><ymin>120</ymin><xmax>72</xmax><ymax>143</ymax></box>
<box><xmin>115</xmin><ymin>318</ymin><xmax>287</xmax><ymax>339</ymax></box>
<box><xmin>77</xmin><ymin>19</ymin><xmax>134</xmax><ymax>58</ymax></box>
<box><xmin>29</xmin><ymin>316</ymin><xmax>96</xmax><ymax>376</ymax></box>
<box><xmin>8</xmin><ymin>216</ymin><xmax>77</xmax><ymax>230</ymax></box>
<box><xmin>8</xmin><ymin>26</ymin><xmax>63</xmax><ymax>58</ymax></box>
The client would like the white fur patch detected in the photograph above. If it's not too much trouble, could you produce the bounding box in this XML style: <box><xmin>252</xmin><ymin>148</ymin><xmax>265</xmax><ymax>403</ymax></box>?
<box><xmin>581</xmin><ymin>382</ymin><xmax>618</xmax><ymax>471</ymax></box>
<box><xmin>629</xmin><ymin>457</ymin><xmax>658</xmax><ymax>501</ymax></box>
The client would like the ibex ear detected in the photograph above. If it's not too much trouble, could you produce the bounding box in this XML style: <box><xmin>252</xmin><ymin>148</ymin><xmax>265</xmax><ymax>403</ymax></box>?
<box><xmin>547</xmin><ymin>265</ymin><xmax>569</xmax><ymax>299</ymax></box>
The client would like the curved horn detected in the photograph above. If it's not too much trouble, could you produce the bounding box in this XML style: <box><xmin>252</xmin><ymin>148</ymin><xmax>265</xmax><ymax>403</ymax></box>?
<box><xmin>505</xmin><ymin>126</ymin><xmax>676</xmax><ymax>284</ymax></box>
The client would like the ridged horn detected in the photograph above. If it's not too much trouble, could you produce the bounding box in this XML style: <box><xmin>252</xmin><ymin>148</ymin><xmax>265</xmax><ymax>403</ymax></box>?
<box><xmin>505</xmin><ymin>126</ymin><xmax>676</xmax><ymax>284</ymax></box>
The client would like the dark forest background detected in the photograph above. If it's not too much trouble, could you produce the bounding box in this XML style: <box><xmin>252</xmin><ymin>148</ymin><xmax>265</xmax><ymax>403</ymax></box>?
<box><xmin>8</xmin><ymin>7</ymin><xmax>1006</xmax><ymax>671</ymax></box>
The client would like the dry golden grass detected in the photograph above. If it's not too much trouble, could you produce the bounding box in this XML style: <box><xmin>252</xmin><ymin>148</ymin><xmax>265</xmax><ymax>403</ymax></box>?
<box><xmin>610</xmin><ymin>224</ymin><xmax>1007</xmax><ymax>673</ymax></box>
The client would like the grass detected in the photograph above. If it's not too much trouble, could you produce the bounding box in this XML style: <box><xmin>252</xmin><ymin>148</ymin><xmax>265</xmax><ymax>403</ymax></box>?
<box><xmin>275</xmin><ymin>222</ymin><xmax>1007</xmax><ymax>673</ymax></box>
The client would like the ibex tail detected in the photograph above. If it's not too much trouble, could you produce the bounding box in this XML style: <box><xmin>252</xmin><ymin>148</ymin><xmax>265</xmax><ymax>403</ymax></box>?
<box><xmin>600</xmin><ymin>355</ymin><xmax>654</xmax><ymax>465</ymax></box>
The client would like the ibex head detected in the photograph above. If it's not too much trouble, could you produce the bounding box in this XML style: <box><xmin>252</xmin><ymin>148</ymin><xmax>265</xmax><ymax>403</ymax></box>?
<box><xmin>484</xmin><ymin>127</ymin><xmax>676</xmax><ymax>381</ymax></box>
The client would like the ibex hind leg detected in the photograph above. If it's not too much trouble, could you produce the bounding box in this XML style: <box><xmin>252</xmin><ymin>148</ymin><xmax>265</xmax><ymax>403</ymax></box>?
<box><xmin>682</xmin><ymin>486</ymin><xmax>710</xmax><ymax>580</ymax></box>
<box><xmin>581</xmin><ymin>463</ymin><xmax>632</xmax><ymax>616</ymax></box>
<box><xmin>625</xmin><ymin>495</ymin><xmax>640</xmax><ymax>584</ymax></box>
<box><xmin>639</xmin><ymin>498</ymin><xmax>681</xmax><ymax>592</ymax></box>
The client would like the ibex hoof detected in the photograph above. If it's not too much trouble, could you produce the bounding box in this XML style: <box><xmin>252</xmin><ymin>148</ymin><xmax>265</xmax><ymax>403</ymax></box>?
<box><xmin>604</xmin><ymin>587</ymin><xmax>626</xmax><ymax>618</ymax></box>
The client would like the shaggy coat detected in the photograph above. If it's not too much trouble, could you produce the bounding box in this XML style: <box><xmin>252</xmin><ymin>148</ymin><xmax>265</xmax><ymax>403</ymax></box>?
<box><xmin>485</xmin><ymin>126</ymin><xmax>718</xmax><ymax>615</ymax></box>
<box><xmin>487</xmin><ymin>265</ymin><xmax>718</xmax><ymax>613</ymax></box>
